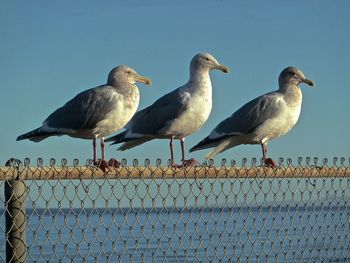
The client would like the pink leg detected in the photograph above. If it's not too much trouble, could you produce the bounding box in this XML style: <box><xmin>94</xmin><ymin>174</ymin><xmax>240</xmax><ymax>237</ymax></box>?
<box><xmin>260</xmin><ymin>142</ymin><xmax>267</xmax><ymax>160</ymax></box>
<box><xmin>260</xmin><ymin>141</ymin><xmax>276</xmax><ymax>168</ymax></box>
<box><xmin>180</xmin><ymin>138</ymin><xmax>186</xmax><ymax>162</ymax></box>
<box><xmin>100</xmin><ymin>137</ymin><xmax>120</xmax><ymax>169</ymax></box>
<box><xmin>180</xmin><ymin>138</ymin><xmax>197</xmax><ymax>167</ymax></box>
<box><xmin>100</xmin><ymin>137</ymin><xmax>105</xmax><ymax>161</ymax></box>
<box><xmin>100</xmin><ymin>137</ymin><xmax>110</xmax><ymax>170</ymax></box>
<box><xmin>169</xmin><ymin>137</ymin><xmax>175</xmax><ymax>165</ymax></box>
<box><xmin>92</xmin><ymin>137</ymin><xmax>111</xmax><ymax>172</ymax></box>
<box><xmin>93</xmin><ymin>137</ymin><xmax>97</xmax><ymax>163</ymax></box>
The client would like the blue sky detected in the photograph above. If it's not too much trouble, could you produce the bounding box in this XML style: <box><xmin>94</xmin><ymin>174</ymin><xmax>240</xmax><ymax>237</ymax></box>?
<box><xmin>1</xmin><ymin>0</ymin><xmax>349</xmax><ymax>166</ymax></box>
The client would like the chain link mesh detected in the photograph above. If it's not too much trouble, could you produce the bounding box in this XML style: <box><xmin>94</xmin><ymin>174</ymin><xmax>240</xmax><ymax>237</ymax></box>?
<box><xmin>0</xmin><ymin>157</ymin><xmax>349</xmax><ymax>262</ymax></box>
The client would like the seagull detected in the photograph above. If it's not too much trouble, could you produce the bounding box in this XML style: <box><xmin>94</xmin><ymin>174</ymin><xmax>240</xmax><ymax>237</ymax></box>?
<box><xmin>190</xmin><ymin>67</ymin><xmax>314</xmax><ymax>167</ymax></box>
<box><xmin>17</xmin><ymin>65</ymin><xmax>151</xmax><ymax>170</ymax></box>
<box><xmin>106</xmin><ymin>53</ymin><xmax>229</xmax><ymax>167</ymax></box>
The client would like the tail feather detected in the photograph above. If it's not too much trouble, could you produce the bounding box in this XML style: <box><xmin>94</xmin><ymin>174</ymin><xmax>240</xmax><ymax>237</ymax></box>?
<box><xmin>105</xmin><ymin>131</ymin><xmax>127</xmax><ymax>144</ymax></box>
<box><xmin>118</xmin><ymin>138</ymin><xmax>153</xmax><ymax>151</ymax></box>
<box><xmin>105</xmin><ymin>131</ymin><xmax>153</xmax><ymax>151</ymax></box>
<box><xmin>205</xmin><ymin>139</ymin><xmax>233</xmax><ymax>159</ymax></box>
<box><xmin>17</xmin><ymin>128</ymin><xmax>61</xmax><ymax>142</ymax></box>
<box><xmin>190</xmin><ymin>136</ymin><xmax>228</xmax><ymax>152</ymax></box>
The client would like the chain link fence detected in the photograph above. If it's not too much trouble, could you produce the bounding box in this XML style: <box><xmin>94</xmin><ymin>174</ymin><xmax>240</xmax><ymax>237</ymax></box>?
<box><xmin>0</xmin><ymin>157</ymin><xmax>349</xmax><ymax>262</ymax></box>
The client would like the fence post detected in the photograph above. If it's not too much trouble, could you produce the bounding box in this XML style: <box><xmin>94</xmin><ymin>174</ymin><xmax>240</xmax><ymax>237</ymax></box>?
<box><xmin>5</xmin><ymin>179</ymin><xmax>27</xmax><ymax>263</ymax></box>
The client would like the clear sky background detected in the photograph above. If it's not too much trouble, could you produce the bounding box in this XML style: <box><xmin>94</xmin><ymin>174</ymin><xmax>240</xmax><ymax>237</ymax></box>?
<box><xmin>1</xmin><ymin>0</ymin><xmax>349</xmax><ymax>166</ymax></box>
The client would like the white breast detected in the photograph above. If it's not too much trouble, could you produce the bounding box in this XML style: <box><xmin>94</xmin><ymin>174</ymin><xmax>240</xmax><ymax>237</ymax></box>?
<box><xmin>167</xmin><ymin>81</ymin><xmax>212</xmax><ymax>138</ymax></box>
<box><xmin>95</xmin><ymin>88</ymin><xmax>140</xmax><ymax>138</ymax></box>
<box><xmin>254</xmin><ymin>97</ymin><xmax>302</xmax><ymax>143</ymax></box>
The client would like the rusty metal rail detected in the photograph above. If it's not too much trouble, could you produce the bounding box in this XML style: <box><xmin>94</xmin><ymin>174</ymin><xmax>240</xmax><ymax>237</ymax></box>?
<box><xmin>0</xmin><ymin>165</ymin><xmax>349</xmax><ymax>180</ymax></box>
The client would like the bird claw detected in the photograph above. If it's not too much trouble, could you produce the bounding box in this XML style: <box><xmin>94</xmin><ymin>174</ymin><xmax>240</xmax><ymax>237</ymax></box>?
<box><xmin>264</xmin><ymin>158</ymin><xmax>277</xmax><ymax>168</ymax></box>
<box><xmin>108</xmin><ymin>158</ymin><xmax>120</xmax><ymax>168</ymax></box>
<box><xmin>93</xmin><ymin>158</ymin><xmax>120</xmax><ymax>172</ymax></box>
<box><xmin>93</xmin><ymin>159</ymin><xmax>110</xmax><ymax>173</ymax></box>
<box><xmin>182</xmin><ymin>158</ymin><xmax>199</xmax><ymax>167</ymax></box>
<box><xmin>170</xmin><ymin>158</ymin><xmax>199</xmax><ymax>168</ymax></box>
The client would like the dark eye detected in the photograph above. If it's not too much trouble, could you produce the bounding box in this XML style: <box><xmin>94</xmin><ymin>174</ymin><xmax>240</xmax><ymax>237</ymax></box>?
<box><xmin>126</xmin><ymin>70</ymin><xmax>131</xmax><ymax>74</ymax></box>
<box><xmin>205</xmin><ymin>57</ymin><xmax>210</xmax><ymax>61</ymax></box>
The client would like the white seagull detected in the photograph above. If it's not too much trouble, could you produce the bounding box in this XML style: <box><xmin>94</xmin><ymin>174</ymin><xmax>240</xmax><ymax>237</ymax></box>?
<box><xmin>17</xmin><ymin>66</ymin><xmax>151</xmax><ymax>170</ymax></box>
<box><xmin>190</xmin><ymin>67</ymin><xmax>314</xmax><ymax>167</ymax></box>
<box><xmin>106</xmin><ymin>53</ymin><xmax>229</xmax><ymax>167</ymax></box>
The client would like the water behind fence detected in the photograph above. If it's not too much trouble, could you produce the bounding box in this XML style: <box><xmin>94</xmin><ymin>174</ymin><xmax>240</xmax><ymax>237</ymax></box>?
<box><xmin>0</xmin><ymin>157</ymin><xmax>349</xmax><ymax>262</ymax></box>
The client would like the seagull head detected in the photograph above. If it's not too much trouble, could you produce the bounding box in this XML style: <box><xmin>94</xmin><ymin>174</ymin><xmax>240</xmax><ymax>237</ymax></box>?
<box><xmin>279</xmin><ymin>67</ymin><xmax>314</xmax><ymax>88</ymax></box>
<box><xmin>108</xmin><ymin>65</ymin><xmax>152</xmax><ymax>87</ymax></box>
<box><xmin>190</xmin><ymin>53</ymin><xmax>229</xmax><ymax>74</ymax></box>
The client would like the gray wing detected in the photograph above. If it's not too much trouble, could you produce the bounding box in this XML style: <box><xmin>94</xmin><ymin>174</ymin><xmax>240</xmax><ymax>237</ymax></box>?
<box><xmin>211</xmin><ymin>91</ymin><xmax>283</xmax><ymax>138</ymax></box>
<box><xmin>45</xmin><ymin>85</ymin><xmax>116</xmax><ymax>131</ymax></box>
<box><xmin>125</xmin><ymin>87</ymin><xmax>189</xmax><ymax>136</ymax></box>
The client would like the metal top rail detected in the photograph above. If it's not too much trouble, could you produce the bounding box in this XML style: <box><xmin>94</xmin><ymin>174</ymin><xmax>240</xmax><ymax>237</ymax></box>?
<box><xmin>1</xmin><ymin>157</ymin><xmax>349</xmax><ymax>180</ymax></box>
